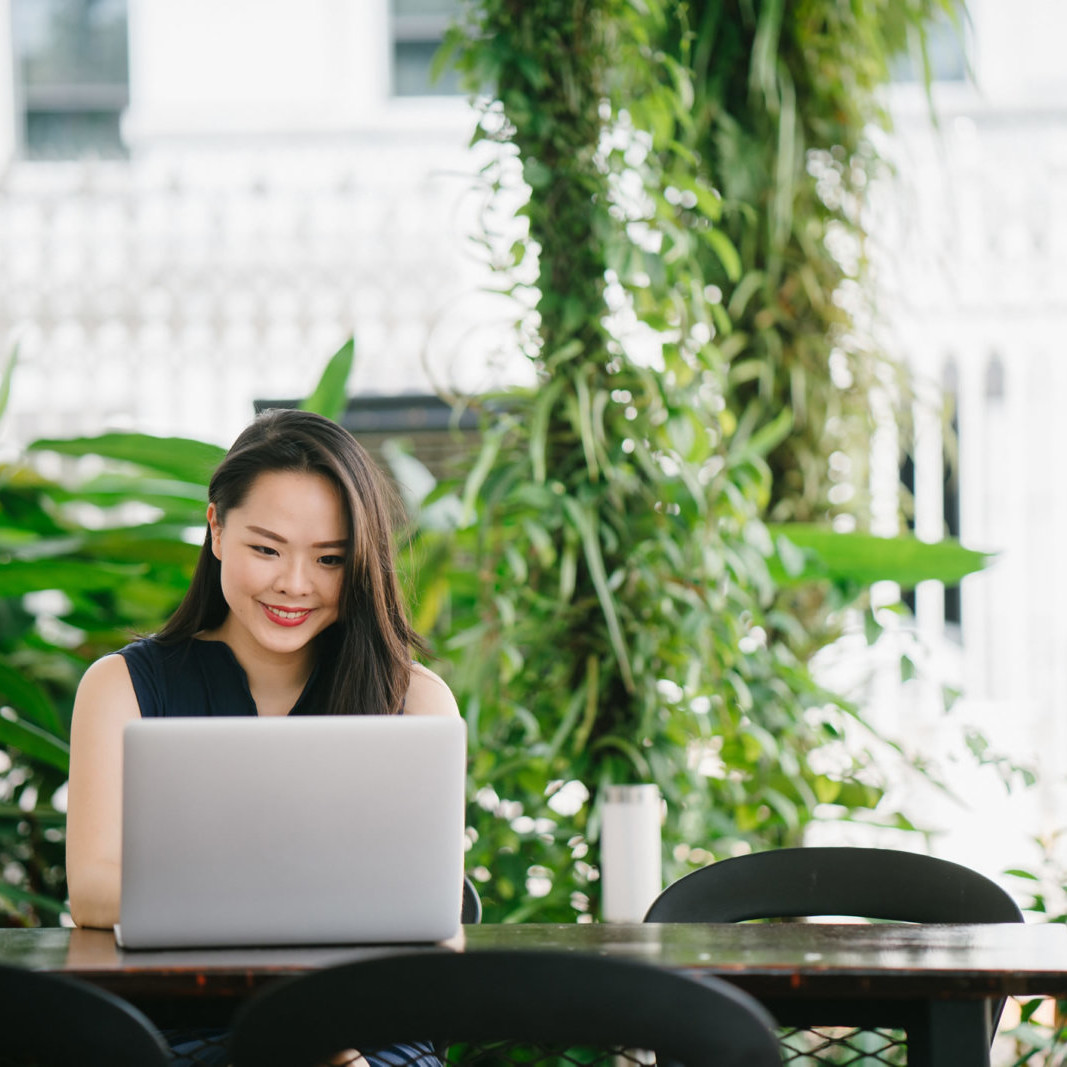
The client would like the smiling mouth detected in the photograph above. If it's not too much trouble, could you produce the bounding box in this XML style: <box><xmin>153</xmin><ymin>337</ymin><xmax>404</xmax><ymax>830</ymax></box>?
<box><xmin>262</xmin><ymin>604</ymin><xmax>313</xmax><ymax>624</ymax></box>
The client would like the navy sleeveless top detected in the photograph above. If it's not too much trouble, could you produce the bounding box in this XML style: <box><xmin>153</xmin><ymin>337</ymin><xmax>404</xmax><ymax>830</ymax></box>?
<box><xmin>119</xmin><ymin>637</ymin><xmax>322</xmax><ymax>718</ymax></box>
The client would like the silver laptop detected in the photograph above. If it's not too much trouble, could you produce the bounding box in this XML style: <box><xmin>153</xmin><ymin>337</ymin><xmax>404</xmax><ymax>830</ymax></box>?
<box><xmin>117</xmin><ymin>715</ymin><xmax>467</xmax><ymax>949</ymax></box>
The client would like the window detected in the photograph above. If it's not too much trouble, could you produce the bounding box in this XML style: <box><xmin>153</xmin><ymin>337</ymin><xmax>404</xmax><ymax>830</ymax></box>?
<box><xmin>392</xmin><ymin>0</ymin><xmax>462</xmax><ymax>97</ymax></box>
<box><xmin>12</xmin><ymin>0</ymin><xmax>128</xmax><ymax>160</ymax></box>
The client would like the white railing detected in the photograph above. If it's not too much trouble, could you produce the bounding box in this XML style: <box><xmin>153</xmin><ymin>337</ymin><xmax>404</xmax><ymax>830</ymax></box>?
<box><xmin>860</xmin><ymin>93</ymin><xmax>1067</xmax><ymax>880</ymax></box>
<box><xmin>0</xmin><ymin>139</ymin><xmax>509</xmax><ymax>452</ymax></box>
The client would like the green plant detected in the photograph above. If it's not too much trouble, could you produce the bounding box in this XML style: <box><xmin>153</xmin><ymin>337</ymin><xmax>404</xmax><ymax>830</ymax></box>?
<box><xmin>429</xmin><ymin>0</ymin><xmax>975</xmax><ymax>922</ymax></box>
<box><xmin>648</xmin><ymin>0</ymin><xmax>967</xmax><ymax>669</ymax></box>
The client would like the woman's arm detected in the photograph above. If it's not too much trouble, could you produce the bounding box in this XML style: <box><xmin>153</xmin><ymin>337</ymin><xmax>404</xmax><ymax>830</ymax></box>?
<box><xmin>66</xmin><ymin>654</ymin><xmax>141</xmax><ymax>929</ymax></box>
<box><xmin>404</xmin><ymin>662</ymin><xmax>460</xmax><ymax>718</ymax></box>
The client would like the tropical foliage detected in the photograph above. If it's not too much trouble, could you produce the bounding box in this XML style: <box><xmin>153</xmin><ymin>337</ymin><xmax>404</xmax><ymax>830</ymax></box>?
<box><xmin>426</xmin><ymin>0</ymin><xmax>973</xmax><ymax>920</ymax></box>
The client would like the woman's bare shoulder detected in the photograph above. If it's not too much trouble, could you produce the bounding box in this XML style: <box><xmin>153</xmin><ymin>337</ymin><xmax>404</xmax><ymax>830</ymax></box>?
<box><xmin>74</xmin><ymin>653</ymin><xmax>140</xmax><ymax>721</ymax></box>
<box><xmin>405</xmin><ymin>662</ymin><xmax>460</xmax><ymax>718</ymax></box>
<box><xmin>80</xmin><ymin>651</ymin><xmax>130</xmax><ymax>682</ymax></box>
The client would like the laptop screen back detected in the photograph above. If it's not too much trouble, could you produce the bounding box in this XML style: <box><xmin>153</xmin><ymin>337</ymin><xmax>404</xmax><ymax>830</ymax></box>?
<box><xmin>118</xmin><ymin>715</ymin><xmax>466</xmax><ymax>949</ymax></box>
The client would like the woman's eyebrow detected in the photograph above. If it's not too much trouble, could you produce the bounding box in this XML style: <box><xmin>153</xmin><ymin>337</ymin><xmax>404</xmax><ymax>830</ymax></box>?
<box><xmin>245</xmin><ymin>525</ymin><xmax>347</xmax><ymax>548</ymax></box>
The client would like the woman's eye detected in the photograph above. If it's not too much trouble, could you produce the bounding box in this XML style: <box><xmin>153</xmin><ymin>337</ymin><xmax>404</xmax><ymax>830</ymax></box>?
<box><xmin>251</xmin><ymin>544</ymin><xmax>278</xmax><ymax>557</ymax></box>
<box><xmin>319</xmin><ymin>555</ymin><xmax>345</xmax><ymax>567</ymax></box>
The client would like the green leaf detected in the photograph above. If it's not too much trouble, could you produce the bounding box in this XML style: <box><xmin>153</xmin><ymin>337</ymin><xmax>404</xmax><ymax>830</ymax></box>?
<box><xmin>47</xmin><ymin>476</ymin><xmax>208</xmax><ymax>514</ymax></box>
<box><xmin>703</xmin><ymin>227</ymin><xmax>743</xmax><ymax>283</ymax></box>
<box><xmin>530</xmin><ymin>379</ymin><xmax>567</xmax><ymax>485</ymax></box>
<box><xmin>574</xmin><ymin>369</ymin><xmax>600</xmax><ymax>482</ymax></box>
<box><xmin>690</xmin><ymin>180</ymin><xmax>723</xmax><ymax>222</ymax></box>
<box><xmin>0</xmin><ymin>559</ymin><xmax>143</xmax><ymax>597</ymax></box>
<box><xmin>766</xmin><ymin>524</ymin><xmax>992</xmax><ymax>590</ymax></box>
<box><xmin>562</xmin><ymin>498</ymin><xmax>634</xmax><ymax>692</ymax></box>
<box><xmin>727</xmin><ymin>272</ymin><xmax>765</xmax><ymax>319</ymax></box>
<box><xmin>461</xmin><ymin>423</ymin><xmax>506</xmax><ymax>525</ymax></box>
<box><xmin>0</xmin><ymin>803</ymin><xmax>65</xmax><ymax>825</ymax></box>
<box><xmin>0</xmin><ymin>714</ymin><xmax>70</xmax><ymax>773</ymax></box>
<box><xmin>30</xmin><ymin>433</ymin><xmax>224</xmax><ymax>485</ymax></box>
<box><xmin>0</xmin><ymin>342</ymin><xmax>17</xmax><ymax>422</ymax></box>
<box><xmin>863</xmin><ymin>609</ymin><xmax>883</xmax><ymax>647</ymax></box>
<box><xmin>773</xmin><ymin>532</ymin><xmax>806</xmax><ymax>579</ymax></box>
<box><xmin>0</xmin><ymin>880</ymin><xmax>68</xmax><ymax>917</ymax></box>
<box><xmin>0</xmin><ymin>663</ymin><xmax>65</xmax><ymax>737</ymax></box>
<box><xmin>301</xmin><ymin>338</ymin><xmax>355</xmax><ymax>422</ymax></box>
<box><xmin>743</xmin><ymin>407</ymin><xmax>793</xmax><ymax>458</ymax></box>
<box><xmin>523</xmin><ymin>157</ymin><xmax>554</xmax><ymax>189</ymax></box>
<box><xmin>900</xmin><ymin>654</ymin><xmax>916</xmax><ymax>683</ymax></box>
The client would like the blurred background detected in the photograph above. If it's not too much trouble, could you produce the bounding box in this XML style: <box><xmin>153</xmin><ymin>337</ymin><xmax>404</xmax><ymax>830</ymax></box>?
<box><xmin>2</xmin><ymin>0</ymin><xmax>1067</xmax><ymax>903</ymax></box>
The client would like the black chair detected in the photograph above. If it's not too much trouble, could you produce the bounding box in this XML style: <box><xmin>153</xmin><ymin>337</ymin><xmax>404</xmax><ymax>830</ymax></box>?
<box><xmin>0</xmin><ymin>962</ymin><xmax>172</xmax><ymax>1067</ymax></box>
<box><xmin>644</xmin><ymin>846</ymin><xmax>1023</xmax><ymax>1059</ymax></box>
<box><xmin>228</xmin><ymin>949</ymin><xmax>783</xmax><ymax>1066</ymax></box>
<box><xmin>461</xmin><ymin>874</ymin><xmax>482</xmax><ymax>924</ymax></box>
<box><xmin>643</xmin><ymin>846</ymin><xmax>1024</xmax><ymax>924</ymax></box>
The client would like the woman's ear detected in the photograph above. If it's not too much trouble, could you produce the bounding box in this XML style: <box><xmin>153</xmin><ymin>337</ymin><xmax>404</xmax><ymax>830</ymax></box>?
<box><xmin>207</xmin><ymin>504</ymin><xmax>223</xmax><ymax>561</ymax></box>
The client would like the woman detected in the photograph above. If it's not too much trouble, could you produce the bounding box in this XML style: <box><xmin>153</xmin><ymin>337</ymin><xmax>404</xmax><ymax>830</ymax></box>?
<box><xmin>67</xmin><ymin>408</ymin><xmax>458</xmax><ymax>1066</ymax></box>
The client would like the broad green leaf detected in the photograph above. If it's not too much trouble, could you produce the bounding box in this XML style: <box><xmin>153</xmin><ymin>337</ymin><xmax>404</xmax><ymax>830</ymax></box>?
<box><xmin>0</xmin><ymin>715</ymin><xmax>70</xmax><ymax>773</ymax></box>
<box><xmin>766</xmin><ymin>524</ymin><xmax>992</xmax><ymax>590</ymax></box>
<box><xmin>0</xmin><ymin>663</ymin><xmax>64</xmax><ymax>737</ymax></box>
<box><xmin>47</xmin><ymin>477</ymin><xmax>208</xmax><ymax>515</ymax></box>
<box><xmin>0</xmin><ymin>883</ymin><xmax>67</xmax><ymax>917</ymax></box>
<box><xmin>0</xmin><ymin>880</ymin><xmax>68</xmax><ymax>916</ymax></box>
<box><xmin>0</xmin><ymin>559</ymin><xmax>143</xmax><ymax>597</ymax></box>
<box><xmin>301</xmin><ymin>337</ymin><xmax>355</xmax><ymax>422</ymax></box>
<box><xmin>30</xmin><ymin>433</ymin><xmax>224</xmax><ymax>485</ymax></box>
<box><xmin>0</xmin><ymin>803</ymin><xmax>65</xmax><ymax>825</ymax></box>
<box><xmin>78</xmin><ymin>528</ymin><xmax>203</xmax><ymax>567</ymax></box>
<box><xmin>0</xmin><ymin>527</ymin><xmax>39</xmax><ymax>549</ymax></box>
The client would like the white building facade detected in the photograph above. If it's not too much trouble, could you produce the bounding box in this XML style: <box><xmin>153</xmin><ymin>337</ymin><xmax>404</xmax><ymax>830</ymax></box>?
<box><xmin>1</xmin><ymin>0</ymin><xmax>510</xmax><ymax>450</ymax></box>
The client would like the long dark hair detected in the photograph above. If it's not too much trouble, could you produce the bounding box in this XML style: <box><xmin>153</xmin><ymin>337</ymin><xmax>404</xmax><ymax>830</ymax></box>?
<box><xmin>157</xmin><ymin>408</ymin><xmax>426</xmax><ymax>715</ymax></box>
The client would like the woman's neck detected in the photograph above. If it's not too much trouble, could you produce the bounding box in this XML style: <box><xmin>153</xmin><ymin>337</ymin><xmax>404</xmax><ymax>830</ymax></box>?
<box><xmin>199</xmin><ymin>619</ymin><xmax>314</xmax><ymax>716</ymax></box>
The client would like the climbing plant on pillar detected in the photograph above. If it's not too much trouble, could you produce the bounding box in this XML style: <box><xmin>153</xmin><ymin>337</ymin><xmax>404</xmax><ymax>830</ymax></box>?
<box><xmin>433</xmin><ymin>0</ymin><xmax>917</xmax><ymax>922</ymax></box>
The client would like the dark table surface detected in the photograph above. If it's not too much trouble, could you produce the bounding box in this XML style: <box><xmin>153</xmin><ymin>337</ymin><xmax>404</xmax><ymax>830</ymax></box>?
<box><xmin>6</xmin><ymin>921</ymin><xmax>1067</xmax><ymax>1065</ymax></box>
<box><xmin>3</xmin><ymin>920</ymin><xmax>1067</xmax><ymax>1002</ymax></box>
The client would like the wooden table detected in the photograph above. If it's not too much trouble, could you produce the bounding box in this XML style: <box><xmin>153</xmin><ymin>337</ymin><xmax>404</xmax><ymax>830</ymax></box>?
<box><xmin>4</xmin><ymin>921</ymin><xmax>1067</xmax><ymax>1066</ymax></box>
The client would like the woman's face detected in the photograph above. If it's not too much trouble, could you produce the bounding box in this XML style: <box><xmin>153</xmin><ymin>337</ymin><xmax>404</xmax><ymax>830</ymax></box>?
<box><xmin>208</xmin><ymin>469</ymin><xmax>349</xmax><ymax>662</ymax></box>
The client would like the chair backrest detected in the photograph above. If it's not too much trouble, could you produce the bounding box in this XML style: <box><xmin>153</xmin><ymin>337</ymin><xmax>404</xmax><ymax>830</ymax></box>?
<box><xmin>228</xmin><ymin>949</ymin><xmax>783</xmax><ymax>1067</ymax></box>
<box><xmin>0</xmin><ymin>963</ymin><xmax>172</xmax><ymax>1067</ymax></box>
<box><xmin>461</xmin><ymin>874</ymin><xmax>482</xmax><ymax>923</ymax></box>
<box><xmin>643</xmin><ymin>846</ymin><xmax>1024</xmax><ymax>924</ymax></box>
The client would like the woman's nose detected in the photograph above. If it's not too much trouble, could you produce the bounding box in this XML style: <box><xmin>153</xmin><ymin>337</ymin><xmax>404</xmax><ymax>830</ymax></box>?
<box><xmin>274</xmin><ymin>557</ymin><xmax>313</xmax><ymax>595</ymax></box>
